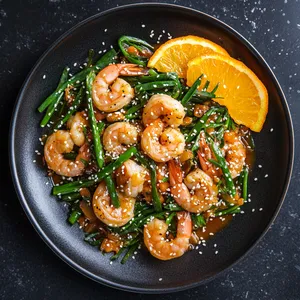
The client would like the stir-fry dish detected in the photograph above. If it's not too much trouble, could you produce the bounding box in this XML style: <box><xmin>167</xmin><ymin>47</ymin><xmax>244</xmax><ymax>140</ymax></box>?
<box><xmin>38</xmin><ymin>35</ymin><xmax>268</xmax><ymax>263</ymax></box>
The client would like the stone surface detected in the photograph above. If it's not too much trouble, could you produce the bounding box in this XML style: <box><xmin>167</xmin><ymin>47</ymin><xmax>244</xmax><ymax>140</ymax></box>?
<box><xmin>0</xmin><ymin>0</ymin><xmax>299</xmax><ymax>299</ymax></box>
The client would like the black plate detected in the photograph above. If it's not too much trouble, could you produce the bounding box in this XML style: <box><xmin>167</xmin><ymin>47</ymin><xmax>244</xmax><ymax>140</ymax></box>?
<box><xmin>9</xmin><ymin>3</ymin><xmax>294</xmax><ymax>293</ymax></box>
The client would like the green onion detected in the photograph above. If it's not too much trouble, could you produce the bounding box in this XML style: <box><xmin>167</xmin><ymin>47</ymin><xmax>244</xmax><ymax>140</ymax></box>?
<box><xmin>52</xmin><ymin>146</ymin><xmax>137</xmax><ymax>195</ymax></box>
<box><xmin>104</xmin><ymin>175</ymin><xmax>120</xmax><ymax>208</ymax></box>
<box><xmin>38</xmin><ymin>48</ymin><xmax>117</xmax><ymax>113</ymax></box>
<box><xmin>242</xmin><ymin>166</ymin><xmax>249</xmax><ymax>201</ymax></box>
<box><xmin>86</xmin><ymin>70</ymin><xmax>104</xmax><ymax>169</ymax></box>
<box><xmin>210</xmin><ymin>141</ymin><xmax>236</xmax><ymax>196</ymax></box>
<box><xmin>121</xmin><ymin>242</ymin><xmax>139</xmax><ymax>264</ymax></box>
<box><xmin>84</xmin><ymin>232</ymin><xmax>103</xmax><ymax>246</ymax></box>
<box><xmin>134</xmin><ymin>152</ymin><xmax>162</xmax><ymax>212</ymax></box>
<box><xmin>63</xmin><ymin>152</ymin><xmax>77</xmax><ymax>160</ymax></box>
<box><xmin>186</xmin><ymin>107</ymin><xmax>224</xmax><ymax>143</ymax></box>
<box><xmin>214</xmin><ymin>205</ymin><xmax>240</xmax><ymax>216</ymax></box>
<box><xmin>40</xmin><ymin>68</ymin><xmax>69</xmax><ymax>127</ymax></box>
<box><xmin>181</xmin><ymin>75</ymin><xmax>202</xmax><ymax>106</ymax></box>
<box><xmin>54</xmin><ymin>87</ymin><xmax>84</xmax><ymax>130</ymax></box>
<box><xmin>61</xmin><ymin>192</ymin><xmax>81</xmax><ymax>202</ymax></box>
<box><xmin>118</xmin><ymin>36</ymin><xmax>153</xmax><ymax>66</ymax></box>
<box><xmin>125</xmin><ymin>93</ymin><xmax>148</xmax><ymax>119</ymax></box>
<box><xmin>166</xmin><ymin>212</ymin><xmax>176</xmax><ymax>225</ymax></box>
<box><xmin>87</xmin><ymin>49</ymin><xmax>94</xmax><ymax>68</ymax></box>
<box><xmin>191</xmin><ymin>213</ymin><xmax>206</xmax><ymax>229</ymax></box>
<box><xmin>68</xmin><ymin>209</ymin><xmax>82</xmax><ymax>225</ymax></box>
<box><xmin>110</xmin><ymin>247</ymin><xmax>127</xmax><ymax>261</ymax></box>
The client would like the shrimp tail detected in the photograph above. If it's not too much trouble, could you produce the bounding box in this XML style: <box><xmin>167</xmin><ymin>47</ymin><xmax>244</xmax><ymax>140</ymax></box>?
<box><xmin>168</xmin><ymin>160</ymin><xmax>183</xmax><ymax>186</ymax></box>
<box><xmin>118</xmin><ymin>64</ymin><xmax>148</xmax><ymax>76</ymax></box>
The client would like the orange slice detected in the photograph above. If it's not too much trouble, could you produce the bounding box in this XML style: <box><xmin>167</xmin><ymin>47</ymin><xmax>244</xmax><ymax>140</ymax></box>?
<box><xmin>147</xmin><ymin>35</ymin><xmax>229</xmax><ymax>78</ymax></box>
<box><xmin>187</xmin><ymin>54</ymin><xmax>268</xmax><ymax>132</ymax></box>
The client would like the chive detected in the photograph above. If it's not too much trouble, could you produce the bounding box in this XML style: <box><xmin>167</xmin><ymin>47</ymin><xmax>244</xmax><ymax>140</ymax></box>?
<box><xmin>104</xmin><ymin>175</ymin><xmax>120</xmax><ymax>208</ymax></box>
<box><xmin>214</xmin><ymin>205</ymin><xmax>240</xmax><ymax>216</ymax></box>
<box><xmin>191</xmin><ymin>213</ymin><xmax>206</xmax><ymax>229</ymax></box>
<box><xmin>84</xmin><ymin>232</ymin><xmax>103</xmax><ymax>246</ymax></box>
<box><xmin>110</xmin><ymin>247</ymin><xmax>127</xmax><ymax>261</ymax></box>
<box><xmin>86</xmin><ymin>70</ymin><xmax>104</xmax><ymax>169</ymax></box>
<box><xmin>242</xmin><ymin>166</ymin><xmax>249</xmax><ymax>201</ymax></box>
<box><xmin>118</xmin><ymin>36</ymin><xmax>153</xmax><ymax>66</ymax></box>
<box><xmin>186</xmin><ymin>107</ymin><xmax>224</xmax><ymax>143</ymax></box>
<box><xmin>210</xmin><ymin>141</ymin><xmax>236</xmax><ymax>196</ymax></box>
<box><xmin>166</xmin><ymin>212</ymin><xmax>176</xmax><ymax>225</ymax></box>
<box><xmin>181</xmin><ymin>75</ymin><xmax>203</xmax><ymax>106</ymax></box>
<box><xmin>61</xmin><ymin>192</ymin><xmax>81</xmax><ymax>202</ymax></box>
<box><xmin>38</xmin><ymin>49</ymin><xmax>117</xmax><ymax>113</ymax></box>
<box><xmin>52</xmin><ymin>147</ymin><xmax>137</xmax><ymax>195</ymax></box>
<box><xmin>68</xmin><ymin>209</ymin><xmax>82</xmax><ymax>225</ymax></box>
<box><xmin>121</xmin><ymin>242</ymin><xmax>139</xmax><ymax>264</ymax></box>
<box><xmin>54</xmin><ymin>87</ymin><xmax>84</xmax><ymax>130</ymax></box>
<box><xmin>134</xmin><ymin>152</ymin><xmax>162</xmax><ymax>212</ymax></box>
<box><xmin>63</xmin><ymin>152</ymin><xmax>77</xmax><ymax>160</ymax></box>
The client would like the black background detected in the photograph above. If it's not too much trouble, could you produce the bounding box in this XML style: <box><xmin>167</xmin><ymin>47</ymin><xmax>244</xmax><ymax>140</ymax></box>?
<box><xmin>1</xmin><ymin>0</ymin><xmax>300</xmax><ymax>299</ymax></box>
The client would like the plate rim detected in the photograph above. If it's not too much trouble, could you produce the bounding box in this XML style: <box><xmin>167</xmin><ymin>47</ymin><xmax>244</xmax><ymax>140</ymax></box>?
<box><xmin>9</xmin><ymin>2</ymin><xmax>294</xmax><ymax>294</ymax></box>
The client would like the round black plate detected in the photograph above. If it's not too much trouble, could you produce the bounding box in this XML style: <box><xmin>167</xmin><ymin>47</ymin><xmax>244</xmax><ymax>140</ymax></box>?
<box><xmin>9</xmin><ymin>3</ymin><xmax>294</xmax><ymax>293</ymax></box>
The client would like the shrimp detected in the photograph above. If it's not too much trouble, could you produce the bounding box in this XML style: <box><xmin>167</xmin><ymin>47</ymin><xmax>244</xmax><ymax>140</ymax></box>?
<box><xmin>44</xmin><ymin>130</ymin><xmax>90</xmax><ymax>177</ymax></box>
<box><xmin>92</xmin><ymin>63</ymin><xmax>146</xmax><ymax>112</ymax></box>
<box><xmin>142</xmin><ymin>94</ymin><xmax>185</xmax><ymax>127</ymax></box>
<box><xmin>144</xmin><ymin>212</ymin><xmax>192</xmax><ymax>260</ymax></box>
<box><xmin>223</xmin><ymin>131</ymin><xmax>246</xmax><ymax>178</ymax></box>
<box><xmin>115</xmin><ymin>159</ymin><xmax>148</xmax><ymax>197</ymax></box>
<box><xmin>67</xmin><ymin>111</ymin><xmax>88</xmax><ymax>147</ymax></box>
<box><xmin>198</xmin><ymin>131</ymin><xmax>222</xmax><ymax>179</ymax></box>
<box><xmin>168</xmin><ymin>160</ymin><xmax>218</xmax><ymax>213</ymax></box>
<box><xmin>92</xmin><ymin>181</ymin><xmax>135</xmax><ymax>227</ymax></box>
<box><xmin>141</xmin><ymin>119</ymin><xmax>185</xmax><ymax>162</ymax></box>
<box><xmin>102</xmin><ymin>122</ymin><xmax>138</xmax><ymax>155</ymax></box>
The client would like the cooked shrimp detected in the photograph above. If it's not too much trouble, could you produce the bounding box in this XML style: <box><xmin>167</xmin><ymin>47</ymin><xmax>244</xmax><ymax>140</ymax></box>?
<box><xmin>102</xmin><ymin>122</ymin><xmax>138</xmax><ymax>155</ymax></box>
<box><xmin>115</xmin><ymin>159</ymin><xmax>148</xmax><ymax>197</ymax></box>
<box><xmin>142</xmin><ymin>94</ymin><xmax>185</xmax><ymax>127</ymax></box>
<box><xmin>44</xmin><ymin>130</ymin><xmax>90</xmax><ymax>177</ymax></box>
<box><xmin>92</xmin><ymin>181</ymin><xmax>135</xmax><ymax>227</ymax></box>
<box><xmin>141</xmin><ymin>119</ymin><xmax>185</xmax><ymax>162</ymax></box>
<box><xmin>223</xmin><ymin>131</ymin><xmax>246</xmax><ymax>178</ymax></box>
<box><xmin>67</xmin><ymin>111</ymin><xmax>88</xmax><ymax>147</ymax></box>
<box><xmin>198</xmin><ymin>131</ymin><xmax>222</xmax><ymax>179</ymax></box>
<box><xmin>144</xmin><ymin>212</ymin><xmax>192</xmax><ymax>260</ymax></box>
<box><xmin>92</xmin><ymin>63</ymin><xmax>146</xmax><ymax>112</ymax></box>
<box><xmin>169</xmin><ymin>160</ymin><xmax>218</xmax><ymax>213</ymax></box>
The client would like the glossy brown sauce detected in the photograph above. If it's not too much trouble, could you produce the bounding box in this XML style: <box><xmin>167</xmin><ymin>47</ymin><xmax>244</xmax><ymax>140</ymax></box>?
<box><xmin>194</xmin><ymin>215</ymin><xmax>233</xmax><ymax>243</ymax></box>
<box><xmin>51</xmin><ymin>173</ymin><xmax>62</xmax><ymax>185</ymax></box>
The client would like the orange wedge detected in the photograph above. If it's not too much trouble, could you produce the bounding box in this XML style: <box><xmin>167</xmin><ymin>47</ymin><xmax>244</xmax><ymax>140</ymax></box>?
<box><xmin>147</xmin><ymin>35</ymin><xmax>229</xmax><ymax>78</ymax></box>
<box><xmin>187</xmin><ymin>54</ymin><xmax>268</xmax><ymax>132</ymax></box>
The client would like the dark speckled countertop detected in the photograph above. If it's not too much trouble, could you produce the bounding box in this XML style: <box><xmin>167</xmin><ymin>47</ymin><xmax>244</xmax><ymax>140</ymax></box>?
<box><xmin>1</xmin><ymin>0</ymin><xmax>300</xmax><ymax>299</ymax></box>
